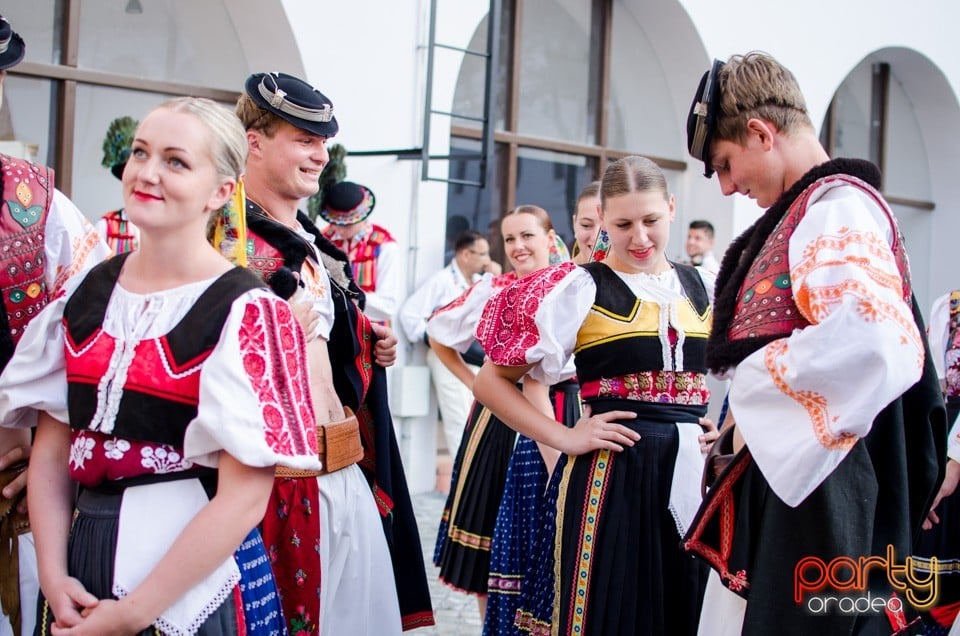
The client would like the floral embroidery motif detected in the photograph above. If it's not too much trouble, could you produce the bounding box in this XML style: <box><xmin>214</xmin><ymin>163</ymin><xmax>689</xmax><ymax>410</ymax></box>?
<box><xmin>479</xmin><ymin>262</ymin><xmax>576</xmax><ymax>366</ymax></box>
<box><xmin>69</xmin><ymin>434</ymin><xmax>96</xmax><ymax>470</ymax></box>
<box><xmin>238</xmin><ymin>297</ymin><xmax>318</xmax><ymax>458</ymax></box>
<box><xmin>289</xmin><ymin>605</ymin><xmax>315</xmax><ymax>636</ymax></box>
<box><xmin>67</xmin><ymin>430</ymin><xmax>195</xmax><ymax>486</ymax></box>
<box><xmin>726</xmin><ymin>569</ymin><xmax>749</xmax><ymax>592</ymax></box>
<box><xmin>140</xmin><ymin>446</ymin><xmax>192</xmax><ymax>474</ymax></box>
<box><xmin>0</xmin><ymin>157</ymin><xmax>53</xmax><ymax>345</ymax></box>
<box><xmin>945</xmin><ymin>291</ymin><xmax>960</xmax><ymax>398</ymax></box>
<box><xmin>764</xmin><ymin>339</ymin><xmax>858</xmax><ymax>451</ymax></box>
<box><xmin>792</xmin><ymin>228</ymin><xmax>899</xmax><ymax>288</ymax></box>
<box><xmin>103</xmin><ymin>438</ymin><xmax>131</xmax><ymax>460</ymax></box>
<box><xmin>581</xmin><ymin>371</ymin><xmax>709</xmax><ymax>404</ymax></box>
<box><xmin>797</xmin><ymin>278</ymin><xmax>922</xmax><ymax>368</ymax></box>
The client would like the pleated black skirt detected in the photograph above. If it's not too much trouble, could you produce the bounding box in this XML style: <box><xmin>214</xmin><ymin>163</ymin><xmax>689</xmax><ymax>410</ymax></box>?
<box><xmin>35</xmin><ymin>488</ymin><xmax>241</xmax><ymax>636</ymax></box>
<box><xmin>435</xmin><ymin>399</ymin><xmax>518</xmax><ymax>594</ymax></box>
<box><xmin>552</xmin><ymin>399</ymin><xmax>707</xmax><ymax>636</ymax></box>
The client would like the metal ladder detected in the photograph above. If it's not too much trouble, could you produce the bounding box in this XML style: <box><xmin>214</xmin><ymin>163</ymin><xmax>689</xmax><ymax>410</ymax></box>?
<box><xmin>350</xmin><ymin>0</ymin><xmax>500</xmax><ymax>190</ymax></box>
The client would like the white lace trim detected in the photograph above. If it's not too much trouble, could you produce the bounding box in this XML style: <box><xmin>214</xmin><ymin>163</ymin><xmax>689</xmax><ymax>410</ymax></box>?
<box><xmin>668</xmin><ymin>502</ymin><xmax>688</xmax><ymax>538</ymax></box>
<box><xmin>113</xmin><ymin>569</ymin><xmax>241</xmax><ymax>636</ymax></box>
<box><xmin>90</xmin><ymin>296</ymin><xmax>165</xmax><ymax>435</ymax></box>
<box><xmin>64</xmin><ymin>329</ymin><xmax>105</xmax><ymax>358</ymax></box>
<box><xmin>670</xmin><ymin>301</ymin><xmax>686</xmax><ymax>372</ymax></box>
<box><xmin>153</xmin><ymin>339</ymin><xmax>205</xmax><ymax>380</ymax></box>
<box><xmin>658</xmin><ymin>302</ymin><xmax>672</xmax><ymax>370</ymax></box>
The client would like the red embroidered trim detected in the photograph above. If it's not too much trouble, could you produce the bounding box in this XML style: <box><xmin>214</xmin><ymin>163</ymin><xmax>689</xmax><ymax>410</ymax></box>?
<box><xmin>401</xmin><ymin>610</ymin><xmax>436</xmax><ymax>630</ymax></box>
<box><xmin>232</xmin><ymin>585</ymin><xmax>247</xmax><ymax>636</ymax></box>
<box><xmin>682</xmin><ymin>451</ymin><xmax>752</xmax><ymax>593</ymax></box>
<box><xmin>478</xmin><ymin>262</ymin><xmax>576</xmax><ymax>366</ymax></box>
<box><xmin>238</xmin><ymin>297</ymin><xmax>318</xmax><ymax>457</ymax></box>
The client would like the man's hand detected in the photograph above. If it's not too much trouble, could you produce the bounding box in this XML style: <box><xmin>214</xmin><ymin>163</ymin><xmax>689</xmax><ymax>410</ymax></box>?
<box><xmin>0</xmin><ymin>443</ymin><xmax>29</xmax><ymax>514</ymax></box>
<box><xmin>484</xmin><ymin>261</ymin><xmax>502</xmax><ymax>276</ymax></box>
<box><xmin>290</xmin><ymin>299</ymin><xmax>321</xmax><ymax>341</ymax></box>
<box><xmin>698</xmin><ymin>417</ymin><xmax>719</xmax><ymax>454</ymax></box>
<box><xmin>371</xmin><ymin>323</ymin><xmax>398</xmax><ymax>367</ymax></box>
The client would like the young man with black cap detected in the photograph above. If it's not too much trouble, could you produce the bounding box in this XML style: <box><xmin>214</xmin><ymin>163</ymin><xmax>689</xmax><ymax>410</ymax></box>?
<box><xmin>320</xmin><ymin>181</ymin><xmax>401</xmax><ymax>326</ymax></box>
<box><xmin>227</xmin><ymin>71</ymin><xmax>433</xmax><ymax>634</ymax></box>
<box><xmin>0</xmin><ymin>15</ymin><xmax>111</xmax><ymax>636</ymax></box>
<box><xmin>682</xmin><ymin>51</ymin><xmax>945</xmax><ymax>635</ymax></box>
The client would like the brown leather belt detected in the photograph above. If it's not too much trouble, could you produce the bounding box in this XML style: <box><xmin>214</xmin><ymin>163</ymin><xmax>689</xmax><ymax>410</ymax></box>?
<box><xmin>0</xmin><ymin>461</ymin><xmax>29</xmax><ymax>636</ymax></box>
<box><xmin>276</xmin><ymin>408</ymin><xmax>363</xmax><ymax>478</ymax></box>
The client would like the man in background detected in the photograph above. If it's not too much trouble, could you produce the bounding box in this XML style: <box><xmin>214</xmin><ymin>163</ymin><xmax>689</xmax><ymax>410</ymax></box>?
<box><xmin>684</xmin><ymin>218</ymin><xmax>719</xmax><ymax>275</ymax></box>
<box><xmin>399</xmin><ymin>229</ymin><xmax>491</xmax><ymax>454</ymax></box>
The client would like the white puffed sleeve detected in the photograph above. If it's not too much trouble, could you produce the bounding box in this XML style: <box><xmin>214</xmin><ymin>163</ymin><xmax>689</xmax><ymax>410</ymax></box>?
<box><xmin>0</xmin><ymin>294</ymin><xmax>72</xmax><ymax>428</ymax></box>
<box><xmin>477</xmin><ymin>262</ymin><xmax>594</xmax><ymax>385</ymax></box>
<box><xmin>426</xmin><ymin>272</ymin><xmax>498</xmax><ymax>353</ymax></box>
<box><xmin>184</xmin><ymin>289</ymin><xmax>322</xmax><ymax>471</ymax></box>
<box><xmin>728</xmin><ymin>183</ymin><xmax>923</xmax><ymax>507</ymax></box>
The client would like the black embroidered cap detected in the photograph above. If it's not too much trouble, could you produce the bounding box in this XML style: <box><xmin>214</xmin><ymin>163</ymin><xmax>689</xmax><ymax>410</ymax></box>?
<box><xmin>0</xmin><ymin>16</ymin><xmax>25</xmax><ymax>72</ymax></box>
<box><xmin>687</xmin><ymin>59</ymin><xmax>725</xmax><ymax>178</ymax></box>
<box><xmin>244</xmin><ymin>72</ymin><xmax>339</xmax><ymax>138</ymax></box>
<box><xmin>321</xmin><ymin>181</ymin><xmax>375</xmax><ymax>226</ymax></box>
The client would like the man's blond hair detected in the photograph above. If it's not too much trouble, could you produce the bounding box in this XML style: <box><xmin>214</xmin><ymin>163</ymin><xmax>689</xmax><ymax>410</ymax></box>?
<box><xmin>235</xmin><ymin>92</ymin><xmax>284</xmax><ymax>136</ymax></box>
<box><xmin>715</xmin><ymin>51</ymin><xmax>813</xmax><ymax>143</ymax></box>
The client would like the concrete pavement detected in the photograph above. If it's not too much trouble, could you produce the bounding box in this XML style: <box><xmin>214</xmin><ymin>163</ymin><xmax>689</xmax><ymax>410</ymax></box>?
<box><xmin>413</xmin><ymin>488</ymin><xmax>484</xmax><ymax>635</ymax></box>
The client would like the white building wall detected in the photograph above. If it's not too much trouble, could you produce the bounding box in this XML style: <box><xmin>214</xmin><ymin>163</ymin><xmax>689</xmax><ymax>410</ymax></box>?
<box><xmin>280</xmin><ymin>0</ymin><xmax>494</xmax><ymax>491</ymax></box>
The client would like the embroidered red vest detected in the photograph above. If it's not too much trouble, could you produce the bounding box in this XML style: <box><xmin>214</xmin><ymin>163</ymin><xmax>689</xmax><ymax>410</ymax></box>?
<box><xmin>246</xmin><ymin>229</ymin><xmax>286</xmax><ymax>282</ymax></box>
<box><xmin>728</xmin><ymin>174</ymin><xmax>911</xmax><ymax>342</ymax></box>
<box><xmin>0</xmin><ymin>155</ymin><xmax>53</xmax><ymax>352</ymax></box>
<box><xmin>322</xmin><ymin>223</ymin><xmax>395</xmax><ymax>293</ymax></box>
<box><xmin>101</xmin><ymin>209</ymin><xmax>138</xmax><ymax>254</ymax></box>
<box><xmin>64</xmin><ymin>253</ymin><xmax>264</xmax><ymax>447</ymax></box>
<box><xmin>246</xmin><ymin>224</ymin><xmax>377</xmax><ymax>401</ymax></box>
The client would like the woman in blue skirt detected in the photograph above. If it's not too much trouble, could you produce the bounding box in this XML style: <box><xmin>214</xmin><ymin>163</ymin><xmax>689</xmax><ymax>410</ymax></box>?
<box><xmin>428</xmin><ymin>205</ymin><xmax>577</xmax><ymax>625</ymax></box>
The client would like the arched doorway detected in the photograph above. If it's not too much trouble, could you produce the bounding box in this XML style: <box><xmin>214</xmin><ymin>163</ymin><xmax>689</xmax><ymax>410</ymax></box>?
<box><xmin>820</xmin><ymin>47</ymin><xmax>960</xmax><ymax>312</ymax></box>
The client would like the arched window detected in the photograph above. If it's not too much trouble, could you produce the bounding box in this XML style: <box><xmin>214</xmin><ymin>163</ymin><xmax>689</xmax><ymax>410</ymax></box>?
<box><xmin>820</xmin><ymin>49</ymin><xmax>951</xmax><ymax>308</ymax></box>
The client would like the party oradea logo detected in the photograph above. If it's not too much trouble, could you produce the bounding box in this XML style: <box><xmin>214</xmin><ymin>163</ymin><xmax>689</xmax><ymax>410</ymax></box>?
<box><xmin>794</xmin><ymin>546</ymin><xmax>937</xmax><ymax>622</ymax></box>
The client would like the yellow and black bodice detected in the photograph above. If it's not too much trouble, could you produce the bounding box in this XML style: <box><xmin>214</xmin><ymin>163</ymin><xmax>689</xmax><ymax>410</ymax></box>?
<box><xmin>574</xmin><ymin>262</ymin><xmax>712</xmax><ymax>405</ymax></box>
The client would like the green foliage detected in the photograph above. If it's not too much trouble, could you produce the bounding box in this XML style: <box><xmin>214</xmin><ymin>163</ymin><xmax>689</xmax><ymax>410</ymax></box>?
<box><xmin>101</xmin><ymin>116</ymin><xmax>139</xmax><ymax>170</ymax></box>
<box><xmin>307</xmin><ymin>143</ymin><xmax>347</xmax><ymax>222</ymax></box>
